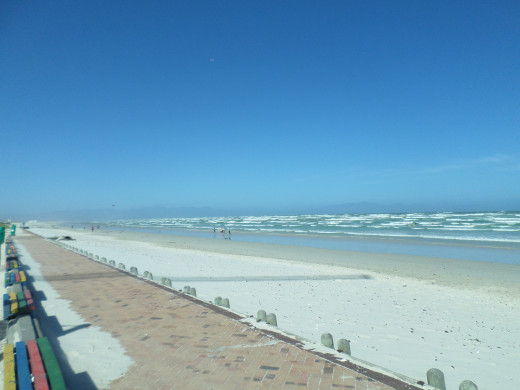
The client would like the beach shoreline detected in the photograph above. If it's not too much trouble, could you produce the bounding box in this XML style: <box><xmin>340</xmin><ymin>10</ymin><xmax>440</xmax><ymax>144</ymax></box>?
<box><xmin>25</xmin><ymin>224</ymin><xmax>520</xmax><ymax>389</ymax></box>
<box><xmin>68</xmin><ymin>226</ymin><xmax>520</xmax><ymax>297</ymax></box>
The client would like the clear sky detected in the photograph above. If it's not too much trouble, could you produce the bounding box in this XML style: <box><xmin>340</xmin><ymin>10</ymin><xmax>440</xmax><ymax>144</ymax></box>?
<box><xmin>1</xmin><ymin>1</ymin><xmax>519</xmax><ymax>220</ymax></box>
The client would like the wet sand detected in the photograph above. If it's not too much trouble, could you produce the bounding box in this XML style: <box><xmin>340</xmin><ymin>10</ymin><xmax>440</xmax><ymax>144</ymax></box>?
<box><xmin>98</xmin><ymin>228</ymin><xmax>520</xmax><ymax>297</ymax></box>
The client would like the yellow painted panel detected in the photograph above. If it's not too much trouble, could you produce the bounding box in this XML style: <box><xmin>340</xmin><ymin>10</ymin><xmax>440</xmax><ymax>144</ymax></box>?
<box><xmin>4</xmin><ymin>343</ymin><xmax>16</xmax><ymax>390</ymax></box>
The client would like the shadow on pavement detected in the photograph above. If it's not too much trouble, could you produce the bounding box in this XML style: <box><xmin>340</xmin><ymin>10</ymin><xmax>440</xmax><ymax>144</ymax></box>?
<box><xmin>26</xmin><ymin>274</ymin><xmax>98</xmax><ymax>390</ymax></box>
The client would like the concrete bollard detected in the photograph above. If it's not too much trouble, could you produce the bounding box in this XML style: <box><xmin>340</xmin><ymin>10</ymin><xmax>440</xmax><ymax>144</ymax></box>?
<box><xmin>130</xmin><ymin>266</ymin><xmax>138</xmax><ymax>275</ymax></box>
<box><xmin>257</xmin><ymin>310</ymin><xmax>267</xmax><ymax>322</ymax></box>
<box><xmin>161</xmin><ymin>277</ymin><xmax>172</xmax><ymax>287</ymax></box>
<box><xmin>144</xmin><ymin>271</ymin><xmax>153</xmax><ymax>280</ymax></box>
<box><xmin>337</xmin><ymin>339</ymin><xmax>351</xmax><ymax>355</ymax></box>
<box><xmin>321</xmin><ymin>333</ymin><xmax>334</xmax><ymax>349</ymax></box>
<box><xmin>109</xmin><ymin>260</ymin><xmax>116</xmax><ymax>266</ymax></box>
<box><xmin>266</xmin><ymin>313</ymin><xmax>277</xmax><ymax>326</ymax></box>
<box><xmin>183</xmin><ymin>286</ymin><xmax>191</xmax><ymax>293</ymax></box>
<box><xmin>95</xmin><ymin>255</ymin><xmax>99</xmax><ymax>260</ymax></box>
<box><xmin>459</xmin><ymin>380</ymin><xmax>478</xmax><ymax>390</ymax></box>
<box><xmin>118</xmin><ymin>263</ymin><xmax>126</xmax><ymax>270</ymax></box>
<box><xmin>188</xmin><ymin>287</ymin><xmax>197</xmax><ymax>296</ymax></box>
<box><xmin>101</xmin><ymin>257</ymin><xmax>107</xmax><ymax>263</ymax></box>
<box><xmin>427</xmin><ymin>368</ymin><xmax>446</xmax><ymax>390</ymax></box>
<box><xmin>88</xmin><ymin>252</ymin><xmax>94</xmax><ymax>258</ymax></box>
<box><xmin>214</xmin><ymin>296</ymin><xmax>222</xmax><ymax>305</ymax></box>
<box><xmin>221</xmin><ymin>298</ymin><xmax>230</xmax><ymax>308</ymax></box>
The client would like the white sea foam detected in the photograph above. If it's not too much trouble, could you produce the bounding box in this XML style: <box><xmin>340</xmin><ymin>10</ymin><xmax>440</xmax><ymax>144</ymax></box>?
<box><xmin>98</xmin><ymin>212</ymin><xmax>520</xmax><ymax>244</ymax></box>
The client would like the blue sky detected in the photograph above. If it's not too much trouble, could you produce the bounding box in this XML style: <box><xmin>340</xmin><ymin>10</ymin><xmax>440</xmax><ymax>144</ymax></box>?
<box><xmin>1</xmin><ymin>1</ymin><xmax>519</xmax><ymax>220</ymax></box>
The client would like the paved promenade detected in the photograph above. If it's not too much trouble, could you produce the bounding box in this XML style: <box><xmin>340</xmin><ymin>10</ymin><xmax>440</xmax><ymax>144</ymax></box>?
<box><xmin>15</xmin><ymin>233</ymin><xmax>425</xmax><ymax>390</ymax></box>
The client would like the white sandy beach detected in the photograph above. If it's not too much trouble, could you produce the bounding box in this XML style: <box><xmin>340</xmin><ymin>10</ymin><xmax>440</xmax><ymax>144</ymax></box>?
<box><xmin>21</xmin><ymin>224</ymin><xmax>520</xmax><ymax>389</ymax></box>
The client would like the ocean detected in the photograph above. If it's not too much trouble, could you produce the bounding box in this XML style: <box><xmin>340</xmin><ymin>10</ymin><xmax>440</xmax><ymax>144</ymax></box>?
<box><xmin>86</xmin><ymin>211</ymin><xmax>520</xmax><ymax>265</ymax></box>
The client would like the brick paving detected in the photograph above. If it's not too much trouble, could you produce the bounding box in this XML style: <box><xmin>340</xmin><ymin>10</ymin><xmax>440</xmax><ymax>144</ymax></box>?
<box><xmin>15</xmin><ymin>233</ymin><xmax>424</xmax><ymax>390</ymax></box>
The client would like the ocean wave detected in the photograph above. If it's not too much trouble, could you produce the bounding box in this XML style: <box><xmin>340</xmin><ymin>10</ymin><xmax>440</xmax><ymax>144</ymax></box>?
<box><xmin>102</xmin><ymin>211</ymin><xmax>520</xmax><ymax>244</ymax></box>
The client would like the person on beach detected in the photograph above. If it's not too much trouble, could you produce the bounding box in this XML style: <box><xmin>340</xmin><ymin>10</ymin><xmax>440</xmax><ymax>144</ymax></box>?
<box><xmin>91</xmin><ymin>226</ymin><xmax>94</xmax><ymax>232</ymax></box>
